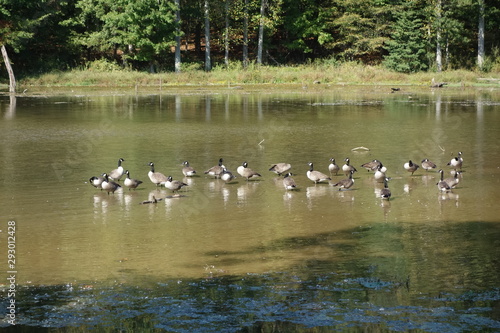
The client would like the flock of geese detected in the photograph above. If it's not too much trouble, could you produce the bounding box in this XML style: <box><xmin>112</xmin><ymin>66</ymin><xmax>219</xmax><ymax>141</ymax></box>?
<box><xmin>89</xmin><ymin>152</ymin><xmax>464</xmax><ymax>204</ymax></box>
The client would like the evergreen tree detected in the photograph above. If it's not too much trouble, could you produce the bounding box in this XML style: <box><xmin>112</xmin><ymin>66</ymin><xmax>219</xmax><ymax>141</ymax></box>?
<box><xmin>383</xmin><ymin>3</ymin><xmax>428</xmax><ymax>72</ymax></box>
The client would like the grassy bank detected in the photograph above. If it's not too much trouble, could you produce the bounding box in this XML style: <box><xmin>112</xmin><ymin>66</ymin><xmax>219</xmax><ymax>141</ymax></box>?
<box><xmin>16</xmin><ymin>62</ymin><xmax>500</xmax><ymax>90</ymax></box>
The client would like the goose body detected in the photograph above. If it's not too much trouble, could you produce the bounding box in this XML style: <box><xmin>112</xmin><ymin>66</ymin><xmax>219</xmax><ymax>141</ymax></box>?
<box><xmin>163</xmin><ymin>176</ymin><xmax>188</xmax><ymax>193</ymax></box>
<box><xmin>332</xmin><ymin>171</ymin><xmax>354</xmax><ymax>190</ymax></box>
<box><xmin>269</xmin><ymin>163</ymin><xmax>291</xmax><ymax>176</ymax></box>
<box><xmin>380</xmin><ymin>178</ymin><xmax>391</xmax><ymax>199</ymax></box>
<box><xmin>404</xmin><ymin>160</ymin><xmax>419</xmax><ymax>175</ymax></box>
<box><xmin>342</xmin><ymin>158</ymin><xmax>357</xmax><ymax>176</ymax></box>
<box><xmin>283</xmin><ymin>173</ymin><xmax>297</xmax><ymax>190</ymax></box>
<box><xmin>374</xmin><ymin>165</ymin><xmax>386</xmax><ymax>183</ymax></box>
<box><xmin>437</xmin><ymin>169</ymin><xmax>451</xmax><ymax>192</ymax></box>
<box><xmin>447</xmin><ymin>152</ymin><xmax>463</xmax><ymax>170</ymax></box>
<box><xmin>307</xmin><ymin>162</ymin><xmax>331</xmax><ymax>184</ymax></box>
<box><xmin>124</xmin><ymin>170</ymin><xmax>143</xmax><ymax>190</ymax></box>
<box><xmin>221</xmin><ymin>168</ymin><xmax>236</xmax><ymax>183</ymax></box>
<box><xmin>421</xmin><ymin>158</ymin><xmax>437</xmax><ymax>171</ymax></box>
<box><xmin>109</xmin><ymin>158</ymin><xmax>125</xmax><ymax>181</ymax></box>
<box><xmin>444</xmin><ymin>171</ymin><xmax>461</xmax><ymax>189</ymax></box>
<box><xmin>148</xmin><ymin>162</ymin><xmax>168</xmax><ymax>186</ymax></box>
<box><xmin>205</xmin><ymin>158</ymin><xmax>225</xmax><ymax>178</ymax></box>
<box><xmin>328</xmin><ymin>158</ymin><xmax>340</xmax><ymax>176</ymax></box>
<box><xmin>182</xmin><ymin>161</ymin><xmax>197</xmax><ymax>177</ymax></box>
<box><xmin>237</xmin><ymin>162</ymin><xmax>262</xmax><ymax>180</ymax></box>
<box><xmin>101</xmin><ymin>173</ymin><xmax>121</xmax><ymax>194</ymax></box>
<box><xmin>89</xmin><ymin>175</ymin><xmax>104</xmax><ymax>189</ymax></box>
<box><xmin>361</xmin><ymin>159</ymin><xmax>382</xmax><ymax>172</ymax></box>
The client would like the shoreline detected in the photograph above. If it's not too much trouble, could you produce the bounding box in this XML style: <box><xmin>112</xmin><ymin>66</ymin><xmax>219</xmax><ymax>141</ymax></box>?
<box><xmin>1</xmin><ymin>63</ymin><xmax>499</xmax><ymax>94</ymax></box>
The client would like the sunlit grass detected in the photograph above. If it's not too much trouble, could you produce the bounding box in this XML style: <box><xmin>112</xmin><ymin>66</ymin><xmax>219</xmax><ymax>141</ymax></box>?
<box><xmin>18</xmin><ymin>62</ymin><xmax>500</xmax><ymax>89</ymax></box>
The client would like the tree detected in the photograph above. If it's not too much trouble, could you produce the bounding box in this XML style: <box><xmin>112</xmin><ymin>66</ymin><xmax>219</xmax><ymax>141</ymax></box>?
<box><xmin>321</xmin><ymin>0</ymin><xmax>391</xmax><ymax>63</ymax></box>
<box><xmin>224</xmin><ymin>0</ymin><xmax>230</xmax><ymax>67</ymax></box>
<box><xmin>478</xmin><ymin>0</ymin><xmax>485</xmax><ymax>69</ymax></box>
<box><xmin>384</xmin><ymin>3</ymin><xmax>428</xmax><ymax>73</ymax></box>
<box><xmin>204</xmin><ymin>0</ymin><xmax>211</xmax><ymax>71</ymax></box>
<box><xmin>435</xmin><ymin>0</ymin><xmax>443</xmax><ymax>72</ymax></box>
<box><xmin>66</xmin><ymin>0</ymin><xmax>177</xmax><ymax>70</ymax></box>
<box><xmin>175</xmin><ymin>0</ymin><xmax>182</xmax><ymax>73</ymax></box>
<box><xmin>278</xmin><ymin>0</ymin><xmax>333</xmax><ymax>60</ymax></box>
<box><xmin>243</xmin><ymin>0</ymin><xmax>249</xmax><ymax>67</ymax></box>
<box><xmin>0</xmin><ymin>0</ymin><xmax>54</xmax><ymax>91</ymax></box>
<box><xmin>0</xmin><ymin>45</ymin><xmax>15</xmax><ymax>93</ymax></box>
<box><xmin>256</xmin><ymin>0</ymin><xmax>266</xmax><ymax>64</ymax></box>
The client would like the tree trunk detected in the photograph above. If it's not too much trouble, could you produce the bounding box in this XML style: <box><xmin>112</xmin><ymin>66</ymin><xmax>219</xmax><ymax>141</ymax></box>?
<box><xmin>257</xmin><ymin>0</ymin><xmax>266</xmax><ymax>65</ymax></box>
<box><xmin>174</xmin><ymin>0</ymin><xmax>181</xmax><ymax>73</ymax></box>
<box><xmin>224</xmin><ymin>0</ymin><xmax>229</xmax><ymax>68</ymax></box>
<box><xmin>1</xmin><ymin>45</ymin><xmax>16</xmax><ymax>93</ymax></box>
<box><xmin>477</xmin><ymin>0</ymin><xmax>485</xmax><ymax>70</ymax></box>
<box><xmin>204</xmin><ymin>0</ymin><xmax>211</xmax><ymax>71</ymax></box>
<box><xmin>435</xmin><ymin>0</ymin><xmax>442</xmax><ymax>72</ymax></box>
<box><xmin>243</xmin><ymin>0</ymin><xmax>249</xmax><ymax>68</ymax></box>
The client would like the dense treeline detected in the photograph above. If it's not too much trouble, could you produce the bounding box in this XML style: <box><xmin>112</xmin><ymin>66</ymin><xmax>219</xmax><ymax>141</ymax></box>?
<box><xmin>1</xmin><ymin>0</ymin><xmax>500</xmax><ymax>82</ymax></box>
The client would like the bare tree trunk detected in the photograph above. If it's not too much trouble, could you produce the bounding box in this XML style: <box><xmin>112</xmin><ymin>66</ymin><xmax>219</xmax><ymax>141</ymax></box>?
<box><xmin>257</xmin><ymin>0</ymin><xmax>266</xmax><ymax>65</ymax></box>
<box><xmin>435</xmin><ymin>0</ymin><xmax>442</xmax><ymax>72</ymax></box>
<box><xmin>224</xmin><ymin>0</ymin><xmax>229</xmax><ymax>67</ymax></box>
<box><xmin>1</xmin><ymin>45</ymin><xmax>16</xmax><ymax>93</ymax></box>
<box><xmin>204</xmin><ymin>0</ymin><xmax>211</xmax><ymax>71</ymax></box>
<box><xmin>243</xmin><ymin>0</ymin><xmax>249</xmax><ymax>68</ymax></box>
<box><xmin>477</xmin><ymin>0</ymin><xmax>485</xmax><ymax>70</ymax></box>
<box><xmin>174</xmin><ymin>0</ymin><xmax>181</xmax><ymax>73</ymax></box>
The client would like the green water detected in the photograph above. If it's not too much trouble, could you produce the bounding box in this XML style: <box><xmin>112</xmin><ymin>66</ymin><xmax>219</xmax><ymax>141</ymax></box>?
<box><xmin>0</xmin><ymin>86</ymin><xmax>499</xmax><ymax>331</ymax></box>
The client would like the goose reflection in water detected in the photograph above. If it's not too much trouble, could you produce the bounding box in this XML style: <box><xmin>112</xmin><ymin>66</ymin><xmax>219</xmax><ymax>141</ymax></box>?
<box><xmin>438</xmin><ymin>192</ymin><xmax>460</xmax><ymax>207</ymax></box>
<box><xmin>237</xmin><ymin>182</ymin><xmax>259</xmax><ymax>203</ymax></box>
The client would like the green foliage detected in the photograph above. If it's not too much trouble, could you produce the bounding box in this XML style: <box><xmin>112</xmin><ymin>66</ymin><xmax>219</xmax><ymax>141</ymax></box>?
<box><xmin>383</xmin><ymin>3</ymin><xmax>429</xmax><ymax>73</ymax></box>
<box><xmin>64</xmin><ymin>0</ymin><xmax>177</xmax><ymax>63</ymax></box>
<box><xmin>1</xmin><ymin>0</ymin><xmax>500</xmax><ymax>77</ymax></box>
<box><xmin>280</xmin><ymin>0</ymin><xmax>333</xmax><ymax>54</ymax></box>
<box><xmin>86</xmin><ymin>59</ymin><xmax>124</xmax><ymax>72</ymax></box>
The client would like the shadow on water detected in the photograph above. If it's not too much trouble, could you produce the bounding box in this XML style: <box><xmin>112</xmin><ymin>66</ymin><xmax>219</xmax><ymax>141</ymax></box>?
<box><xmin>2</xmin><ymin>222</ymin><xmax>499</xmax><ymax>332</ymax></box>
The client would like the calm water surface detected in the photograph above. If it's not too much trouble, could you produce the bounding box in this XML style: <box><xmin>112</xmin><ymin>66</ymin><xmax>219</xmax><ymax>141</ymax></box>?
<box><xmin>1</xmin><ymin>86</ymin><xmax>499</xmax><ymax>331</ymax></box>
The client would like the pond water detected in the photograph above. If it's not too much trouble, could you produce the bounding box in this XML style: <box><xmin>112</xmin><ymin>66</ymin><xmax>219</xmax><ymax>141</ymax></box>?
<box><xmin>0</xmin><ymin>85</ymin><xmax>499</xmax><ymax>331</ymax></box>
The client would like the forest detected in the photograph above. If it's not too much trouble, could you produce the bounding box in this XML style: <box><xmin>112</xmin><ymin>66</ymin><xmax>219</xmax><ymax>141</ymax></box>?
<box><xmin>1</xmin><ymin>0</ymin><xmax>500</xmax><ymax>86</ymax></box>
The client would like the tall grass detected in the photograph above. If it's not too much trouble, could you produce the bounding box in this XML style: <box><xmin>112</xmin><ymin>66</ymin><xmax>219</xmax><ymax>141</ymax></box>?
<box><xmin>18</xmin><ymin>61</ymin><xmax>500</xmax><ymax>89</ymax></box>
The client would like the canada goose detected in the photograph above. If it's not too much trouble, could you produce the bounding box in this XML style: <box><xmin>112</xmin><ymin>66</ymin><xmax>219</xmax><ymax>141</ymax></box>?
<box><xmin>269</xmin><ymin>163</ymin><xmax>291</xmax><ymax>176</ymax></box>
<box><xmin>307</xmin><ymin>162</ymin><xmax>331</xmax><ymax>184</ymax></box>
<box><xmin>205</xmin><ymin>158</ymin><xmax>225</xmax><ymax>178</ymax></box>
<box><xmin>148</xmin><ymin>162</ymin><xmax>168</xmax><ymax>186</ymax></box>
<box><xmin>421</xmin><ymin>158</ymin><xmax>437</xmax><ymax>171</ymax></box>
<box><xmin>182</xmin><ymin>161</ymin><xmax>197</xmax><ymax>177</ymax></box>
<box><xmin>404</xmin><ymin>160</ymin><xmax>420</xmax><ymax>175</ymax></box>
<box><xmin>361</xmin><ymin>159</ymin><xmax>382</xmax><ymax>172</ymax></box>
<box><xmin>237</xmin><ymin>162</ymin><xmax>262</xmax><ymax>180</ymax></box>
<box><xmin>380</xmin><ymin>178</ymin><xmax>391</xmax><ymax>199</ymax></box>
<box><xmin>447</xmin><ymin>152</ymin><xmax>463</xmax><ymax>170</ymax></box>
<box><xmin>283</xmin><ymin>173</ymin><xmax>297</xmax><ymax>190</ymax></box>
<box><xmin>328</xmin><ymin>158</ymin><xmax>340</xmax><ymax>176</ymax></box>
<box><xmin>437</xmin><ymin>169</ymin><xmax>451</xmax><ymax>192</ymax></box>
<box><xmin>124</xmin><ymin>170</ymin><xmax>143</xmax><ymax>190</ymax></box>
<box><xmin>101</xmin><ymin>173</ymin><xmax>121</xmax><ymax>195</ymax></box>
<box><xmin>163</xmin><ymin>176</ymin><xmax>188</xmax><ymax>193</ymax></box>
<box><xmin>342</xmin><ymin>158</ymin><xmax>357</xmax><ymax>176</ymax></box>
<box><xmin>374</xmin><ymin>165</ymin><xmax>387</xmax><ymax>183</ymax></box>
<box><xmin>109</xmin><ymin>158</ymin><xmax>125</xmax><ymax>181</ymax></box>
<box><xmin>332</xmin><ymin>170</ymin><xmax>354</xmax><ymax>190</ymax></box>
<box><xmin>444</xmin><ymin>171</ymin><xmax>461</xmax><ymax>189</ymax></box>
<box><xmin>89</xmin><ymin>175</ymin><xmax>104</xmax><ymax>189</ymax></box>
<box><xmin>221</xmin><ymin>168</ymin><xmax>236</xmax><ymax>183</ymax></box>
